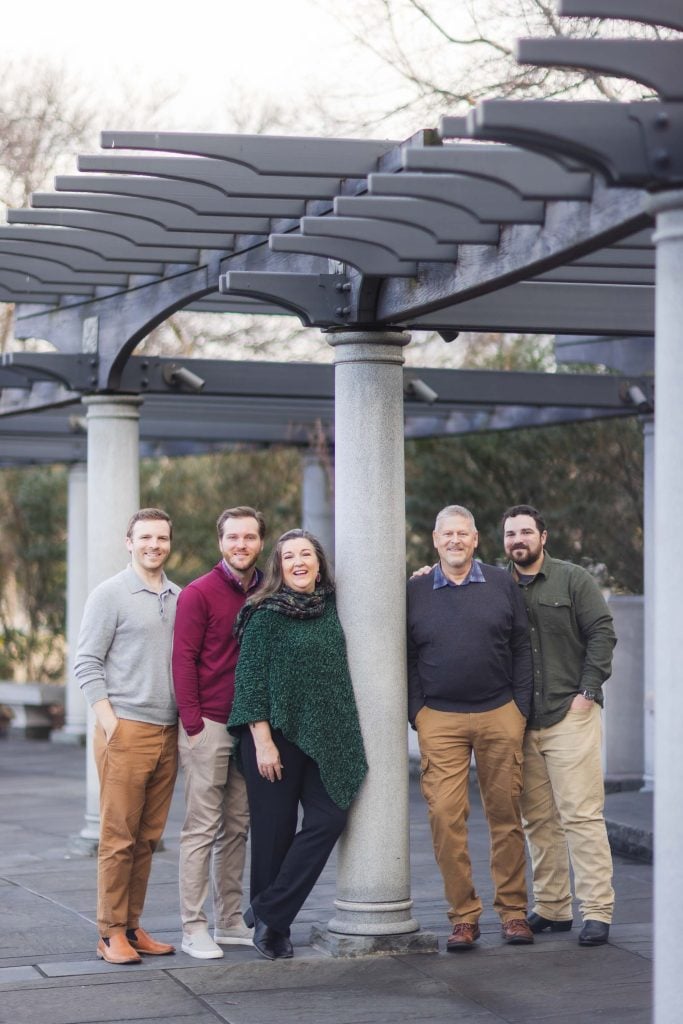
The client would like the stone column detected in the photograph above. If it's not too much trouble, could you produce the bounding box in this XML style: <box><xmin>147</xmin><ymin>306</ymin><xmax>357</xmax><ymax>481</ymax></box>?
<box><xmin>71</xmin><ymin>396</ymin><xmax>142</xmax><ymax>854</ymax></box>
<box><xmin>649</xmin><ymin>192</ymin><xmax>683</xmax><ymax>1024</ymax></box>
<box><xmin>52</xmin><ymin>462</ymin><xmax>89</xmax><ymax>745</ymax></box>
<box><xmin>641</xmin><ymin>416</ymin><xmax>654</xmax><ymax>793</ymax></box>
<box><xmin>301</xmin><ymin>450</ymin><xmax>334</xmax><ymax>564</ymax></box>
<box><xmin>312</xmin><ymin>330</ymin><xmax>435</xmax><ymax>955</ymax></box>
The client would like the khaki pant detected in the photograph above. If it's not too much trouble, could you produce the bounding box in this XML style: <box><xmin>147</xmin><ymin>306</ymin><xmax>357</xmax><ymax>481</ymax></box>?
<box><xmin>94</xmin><ymin>718</ymin><xmax>178</xmax><ymax>937</ymax></box>
<box><xmin>178</xmin><ymin>718</ymin><xmax>249</xmax><ymax>933</ymax></box>
<box><xmin>417</xmin><ymin>701</ymin><xmax>528</xmax><ymax>924</ymax></box>
<box><xmin>522</xmin><ymin>702</ymin><xmax>614</xmax><ymax>924</ymax></box>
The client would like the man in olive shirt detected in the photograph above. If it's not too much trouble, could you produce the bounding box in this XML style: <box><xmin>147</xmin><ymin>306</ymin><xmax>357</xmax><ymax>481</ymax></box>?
<box><xmin>502</xmin><ymin>504</ymin><xmax>617</xmax><ymax>947</ymax></box>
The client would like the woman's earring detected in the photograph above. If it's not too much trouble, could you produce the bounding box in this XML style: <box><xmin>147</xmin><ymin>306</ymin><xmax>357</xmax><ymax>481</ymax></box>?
<box><xmin>316</xmin><ymin>573</ymin><xmax>321</xmax><ymax>583</ymax></box>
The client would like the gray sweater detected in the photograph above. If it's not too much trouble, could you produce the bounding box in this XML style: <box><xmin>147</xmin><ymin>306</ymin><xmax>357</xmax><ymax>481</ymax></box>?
<box><xmin>74</xmin><ymin>565</ymin><xmax>180</xmax><ymax>725</ymax></box>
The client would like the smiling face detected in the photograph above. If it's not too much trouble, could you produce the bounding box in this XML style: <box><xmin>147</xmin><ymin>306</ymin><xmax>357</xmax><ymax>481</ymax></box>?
<box><xmin>219</xmin><ymin>516</ymin><xmax>264</xmax><ymax>581</ymax></box>
<box><xmin>280</xmin><ymin>536</ymin><xmax>320</xmax><ymax>593</ymax></box>
<box><xmin>503</xmin><ymin>514</ymin><xmax>547</xmax><ymax>573</ymax></box>
<box><xmin>125</xmin><ymin>518</ymin><xmax>172</xmax><ymax>577</ymax></box>
<box><xmin>432</xmin><ymin>514</ymin><xmax>478</xmax><ymax>583</ymax></box>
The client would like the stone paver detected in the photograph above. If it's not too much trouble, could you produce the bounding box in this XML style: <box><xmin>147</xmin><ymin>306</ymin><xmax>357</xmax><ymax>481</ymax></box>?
<box><xmin>0</xmin><ymin>735</ymin><xmax>653</xmax><ymax>1023</ymax></box>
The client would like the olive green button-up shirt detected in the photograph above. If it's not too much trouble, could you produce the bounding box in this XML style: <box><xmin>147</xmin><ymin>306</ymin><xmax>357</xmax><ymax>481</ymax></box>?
<box><xmin>511</xmin><ymin>554</ymin><xmax>616</xmax><ymax>730</ymax></box>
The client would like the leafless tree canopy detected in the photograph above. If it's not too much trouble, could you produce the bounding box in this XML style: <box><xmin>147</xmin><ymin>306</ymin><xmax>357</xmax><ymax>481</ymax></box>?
<box><xmin>318</xmin><ymin>0</ymin><xmax>675</xmax><ymax>134</ymax></box>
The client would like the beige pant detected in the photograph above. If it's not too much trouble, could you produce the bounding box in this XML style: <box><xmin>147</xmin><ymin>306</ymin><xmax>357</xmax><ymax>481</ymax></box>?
<box><xmin>522</xmin><ymin>702</ymin><xmax>615</xmax><ymax>924</ymax></box>
<box><xmin>417</xmin><ymin>701</ymin><xmax>528</xmax><ymax>924</ymax></box>
<box><xmin>178</xmin><ymin>717</ymin><xmax>249</xmax><ymax>933</ymax></box>
<box><xmin>94</xmin><ymin>718</ymin><xmax>178</xmax><ymax>937</ymax></box>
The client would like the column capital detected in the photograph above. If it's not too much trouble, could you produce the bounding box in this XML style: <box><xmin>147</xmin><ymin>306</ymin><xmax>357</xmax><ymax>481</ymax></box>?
<box><xmin>81</xmin><ymin>394</ymin><xmax>143</xmax><ymax>419</ymax></box>
<box><xmin>648</xmin><ymin>189</ymin><xmax>683</xmax><ymax>248</ymax></box>
<box><xmin>326</xmin><ymin>329</ymin><xmax>410</xmax><ymax>367</ymax></box>
<box><xmin>647</xmin><ymin>188</ymin><xmax>683</xmax><ymax>218</ymax></box>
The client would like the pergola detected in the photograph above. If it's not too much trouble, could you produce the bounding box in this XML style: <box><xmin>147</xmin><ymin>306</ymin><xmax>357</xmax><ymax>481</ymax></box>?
<box><xmin>1</xmin><ymin>1</ymin><xmax>679</xmax><ymax>1016</ymax></box>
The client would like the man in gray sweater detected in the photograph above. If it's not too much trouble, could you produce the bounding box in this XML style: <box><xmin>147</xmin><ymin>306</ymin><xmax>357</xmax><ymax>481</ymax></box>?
<box><xmin>75</xmin><ymin>508</ymin><xmax>180</xmax><ymax>965</ymax></box>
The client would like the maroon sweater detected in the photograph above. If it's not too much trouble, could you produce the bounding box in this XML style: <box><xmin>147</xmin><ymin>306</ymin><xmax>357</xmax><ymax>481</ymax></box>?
<box><xmin>172</xmin><ymin>563</ymin><xmax>260</xmax><ymax>736</ymax></box>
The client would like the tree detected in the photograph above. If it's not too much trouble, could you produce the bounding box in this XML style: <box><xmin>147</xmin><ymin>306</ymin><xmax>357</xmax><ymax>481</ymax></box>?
<box><xmin>0</xmin><ymin>466</ymin><xmax>67</xmax><ymax>680</ymax></box>
<box><xmin>405</xmin><ymin>416</ymin><xmax>644</xmax><ymax>592</ymax></box>
<box><xmin>320</xmin><ymin>0</ymin><xmax>669</xmax><ymax>135</ymax></box>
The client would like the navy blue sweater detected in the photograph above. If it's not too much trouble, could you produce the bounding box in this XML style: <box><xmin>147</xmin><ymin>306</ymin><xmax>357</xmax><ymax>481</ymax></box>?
<box><xmin>406</xmin><ymin>563</ymin><xmax>532</xmax><ymax>725</ymax></box>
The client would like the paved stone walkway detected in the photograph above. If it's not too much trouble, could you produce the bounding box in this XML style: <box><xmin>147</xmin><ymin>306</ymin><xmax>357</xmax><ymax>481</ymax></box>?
<box><xmin>0</xmin><ymin>736</ymin><xmax>652</xmax><ymax>1023</ymax></box>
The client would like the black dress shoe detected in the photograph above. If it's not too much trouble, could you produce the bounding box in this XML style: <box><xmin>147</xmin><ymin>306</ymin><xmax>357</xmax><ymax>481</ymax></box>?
<box><xmin>271</xmin><ymin>931</ymin><xmax>293</xmax><ymax>959</ymax></box>
<box><xmin>579</xmin><ymin>920</ymin><xmax>610</xmax><ymax>946</ymax></box>
<box><xmin>528</xmin><ymin>911</ymin><xmax>573</xmax><ymax>934</ymax></box>
<box><xmin>246</xmin><ymin>908</ymin><xmax>278</xmax><ymax>961</ymax></box>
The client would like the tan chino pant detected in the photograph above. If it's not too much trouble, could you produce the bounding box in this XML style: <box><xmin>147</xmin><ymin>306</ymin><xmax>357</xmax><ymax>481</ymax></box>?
<box><xmin>178</xmin><ymin>718</ymin><xmax>249</xmax><ymax>934</ymax></box>
<box><xmin>94</xmin><ymin>718</ymin><xmax>178</xmax><ymax>937</ymax></box>
<box><xmin>522</xmin><ymin>702</ymin><xmax>615</xmax><ymax>924</ymax></box>
<box><xmin>417</xmin><ymin>701</ymin><xmax>528</xmax><ymax>924</ymax></box>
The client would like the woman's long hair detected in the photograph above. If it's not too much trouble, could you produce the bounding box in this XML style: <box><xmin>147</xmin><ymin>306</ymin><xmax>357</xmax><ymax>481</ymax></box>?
<box><xmin>249</xmin><ymin>528</ymin><xmax>334</xmax><ymax>606</ymax></box>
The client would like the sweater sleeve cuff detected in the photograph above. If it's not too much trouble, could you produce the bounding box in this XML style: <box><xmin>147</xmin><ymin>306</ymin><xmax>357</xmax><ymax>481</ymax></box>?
<box><xmin>80</xmin><ymin>680</ymin><xmax>109</xmax><ymax>707</ymax></box>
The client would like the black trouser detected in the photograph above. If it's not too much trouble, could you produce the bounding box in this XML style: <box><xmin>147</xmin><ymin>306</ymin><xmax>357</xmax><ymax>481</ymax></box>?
<box><xmin>240</xmin><ymin>728</ymin><xmax>348</xmax><ymax>933</ymax></box>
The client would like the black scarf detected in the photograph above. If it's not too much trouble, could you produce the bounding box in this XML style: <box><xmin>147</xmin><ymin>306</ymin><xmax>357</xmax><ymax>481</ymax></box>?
<box><xmin>234</xmin><ymin>584</ymin><xmax>334</xmax><ymax>643</ymax></box>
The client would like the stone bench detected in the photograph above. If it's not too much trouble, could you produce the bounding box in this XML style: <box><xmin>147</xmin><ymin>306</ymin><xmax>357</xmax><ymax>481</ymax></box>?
<box><xmin>0</xmin><ymin>682</ymin><xmax>65</xmax><ymax>740</ymax></box>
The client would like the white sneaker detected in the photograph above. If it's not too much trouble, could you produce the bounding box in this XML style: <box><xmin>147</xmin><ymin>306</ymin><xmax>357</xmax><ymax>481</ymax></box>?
<box><xmin>214</xmin><ymin>921</ymin><xmax>254</xmax><ymax>947</ymax></box>
<box><xmin>181</xmin><ymin>930</ymin><xmax>224</xmax><ymax>959</ymax></box>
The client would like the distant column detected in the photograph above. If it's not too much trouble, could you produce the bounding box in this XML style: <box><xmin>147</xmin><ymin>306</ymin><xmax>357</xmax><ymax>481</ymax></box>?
<box><xmin>71</xmin><ymin>396</ymin><xmax>142</xmax><ymax>854</ymax></box>
<box><xmin>52</xmin><ymin>462</ymin><xmax>89</xmax><ymax>745</ymax></box>
<box><xmin>641</xmin><ymin>416</ymin><xmax>654</xmax><ymax>793</ymax></box>
<box><xmin>649</xmin><ymin>191</ymin><xmax>683</xmax><ymax>1024</ymax></box>
<box><xmin>301</xmin><ymin>451</ymin><xmax>334</xmax><ymax>563</ymax></box>
<box><xmin>312</xmin><ymin>329</ymin><xmax>435</xmax><ymax>955</ymax></box>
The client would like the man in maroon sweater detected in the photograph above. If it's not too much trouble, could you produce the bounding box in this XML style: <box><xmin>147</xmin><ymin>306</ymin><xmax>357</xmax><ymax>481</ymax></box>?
<box><xmin>173</xmin><ymin>506</ymin><xmax>265</xmax><ymax>959</ymax></box>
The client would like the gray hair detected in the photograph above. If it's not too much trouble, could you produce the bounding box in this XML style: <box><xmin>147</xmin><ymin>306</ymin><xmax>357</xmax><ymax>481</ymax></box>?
<box><xmin>434</xmin><ymin>504</ymin><xmax>477</xmax><ymax>532</ymax></box>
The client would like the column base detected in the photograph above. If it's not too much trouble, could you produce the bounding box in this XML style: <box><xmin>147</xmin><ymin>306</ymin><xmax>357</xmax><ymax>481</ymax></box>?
<box><xmin>310</xmin><ymin>925</ymin><xmax>438</xmax><ymax>957</ymax></box>
<box><xmin>68</xmin><ymin>832</ymin><xmax>99</xmax><ymax>858</ymax></box>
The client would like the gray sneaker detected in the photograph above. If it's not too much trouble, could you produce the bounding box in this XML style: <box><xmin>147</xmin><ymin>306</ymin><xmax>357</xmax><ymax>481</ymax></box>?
<box><xmin>214</xmin><ymin>921</ymin><xmax>254</xmax><ymax>946</ymax></box>
<box><xmin>181</xmin><ymin>929</ymin><xmax>224</xmax><ymax>959</ymax></box>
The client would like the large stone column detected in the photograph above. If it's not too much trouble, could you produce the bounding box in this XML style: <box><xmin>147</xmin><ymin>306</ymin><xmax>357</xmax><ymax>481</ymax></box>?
<box><xmin>52</xmin><ymin>462</ymin><xmax>89</xmax><ymax>745</ymax></box>
<box><xmin>312</xmin><ymin>330</ymin><xmax>435</xmax><ymax>955</ymax></box>
<box><xmin>71</xmin><ymin>396</ymin><xmax>142</xmax><ymax>854</ymax></box>
<box><xmin>301</xmin><ymin>450</ymin><xmax>334</xmax><ymax>563</ymax></box>
<box><xmin>649</xmin><ymin>192</ymin><xmax>683</xmax><ymax>1024</ymax></box>
<box><xmin>641</xmin><ymin>416</ymin><xmax>655</xmax><ymax>793</ymax></box>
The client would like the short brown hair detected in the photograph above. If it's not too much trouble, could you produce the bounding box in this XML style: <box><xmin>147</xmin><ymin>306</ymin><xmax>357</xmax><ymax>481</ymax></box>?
<box><xmin>216</xmin><ymin>506</ymin><xmax>266</xmax><ymax>541</ymax></box>
<box><xmin>501</xmin><ymin>504</ymin><xmax>546</xmax><ymax>535</ymax></box>
<box><xmin>126</xmin><ymin>508</ymin><xmax>173</xmax><ymax>539</ymax></box>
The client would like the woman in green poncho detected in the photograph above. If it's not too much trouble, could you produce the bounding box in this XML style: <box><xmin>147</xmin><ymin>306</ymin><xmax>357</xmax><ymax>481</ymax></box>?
<box><xmin>229</xmin><ymin>529</ymin><xmax>368</xmax><ymax>961</ymax></box>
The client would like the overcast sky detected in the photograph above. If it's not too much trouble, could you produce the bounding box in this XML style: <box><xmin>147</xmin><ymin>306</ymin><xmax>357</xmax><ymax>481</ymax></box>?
<box><xmin>3</xmin><ymin>0</ymin><xmax>388</xmax><ymax>132</ymax></box>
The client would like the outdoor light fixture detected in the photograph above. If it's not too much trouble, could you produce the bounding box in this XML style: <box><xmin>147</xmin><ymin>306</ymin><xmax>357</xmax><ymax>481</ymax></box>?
<box><xmin>621</xmin><ymin>382</ymin><xmax>654</xmax><ymax>414</ymax></box>
<box><xmin>162</xmin><ymin>363</ymin><xmax>206</xmax><ymax>393</ymax></box>
<box><xmin>405</xmin><ymin>377</ymin><xmax>438</xmax><ymax>404</ymax></box>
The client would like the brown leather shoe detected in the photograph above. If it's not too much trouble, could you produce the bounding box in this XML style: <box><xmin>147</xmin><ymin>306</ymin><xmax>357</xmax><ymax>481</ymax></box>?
<box><xmin>96</xmin><ymin>934</ymin><xmax>142</xmax><ymax>964</ymax></box>
<box><xmin>127</xmin><ymin>926</ymin><xmax>175</xmax><ymax>956</ymax></box>
<box><xmin>502</xmin><ymin>918</ymin><xmax>535</xmax><ymax>945</ymax></box>
<box><xmin>446</xmin><ymin>922</ymin><xmax>481</xmax><ymax>951</ymax></box>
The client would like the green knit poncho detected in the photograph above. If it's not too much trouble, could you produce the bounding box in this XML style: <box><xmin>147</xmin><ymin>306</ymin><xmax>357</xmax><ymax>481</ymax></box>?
<box><xmin>229</xmin><ymin>596</ymin><xmax>368</xmax><ymax>809</ymax></box>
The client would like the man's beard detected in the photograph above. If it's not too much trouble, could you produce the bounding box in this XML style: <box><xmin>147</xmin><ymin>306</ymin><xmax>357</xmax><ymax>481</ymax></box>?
<box><xmin>509</xmin><ymin>543</ymin><xmax>541</xmax><ymax>568</ymax></box>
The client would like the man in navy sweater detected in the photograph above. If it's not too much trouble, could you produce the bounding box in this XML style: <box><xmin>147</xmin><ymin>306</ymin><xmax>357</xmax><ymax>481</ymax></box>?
<box><xmin>407</xmin><ymin>504</ymin><xmax>534</xmax><ymax>951</ymax></box>
<box><xmin>173</xmin><ymin>506</ymin><xmax>265</xmax><ymax>959</ymax></box>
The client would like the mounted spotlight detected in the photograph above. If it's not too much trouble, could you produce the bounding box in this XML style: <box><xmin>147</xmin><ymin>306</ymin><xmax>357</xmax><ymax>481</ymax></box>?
<box><xmin>405</xmin><ymin>377</ymin><xmax>438</xmax><ymax>404</ymax></box>
<box><xmin>620</xmin><ymin>380</ymin><xmax>654</xmax><ymax>414</ymax></box>
<box><xmin>162</xmin><ymin>363</ymin><xmax>206</xmax><ymax>393</ymax></box>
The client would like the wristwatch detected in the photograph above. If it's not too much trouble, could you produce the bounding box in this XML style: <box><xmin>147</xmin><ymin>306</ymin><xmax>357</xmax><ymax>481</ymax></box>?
<box><xmin>580</xmin><ymin>689</ymin><xmax>596</xmax><ymax>701</ymax></box>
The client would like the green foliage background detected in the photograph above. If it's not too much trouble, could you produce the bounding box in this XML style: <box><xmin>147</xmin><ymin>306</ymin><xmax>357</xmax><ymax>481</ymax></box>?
<box><xmin>406</xmin><ymin>416</ymin><xmax>643</xmax><ymax>592</ymax></box>
<box><xmin>0</xmin><ymin>411</ymin><xmax>644</xmax><ymax>681</ymax></box>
